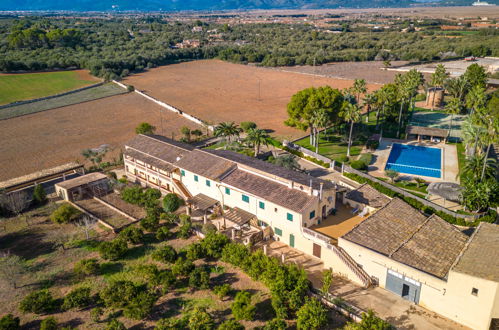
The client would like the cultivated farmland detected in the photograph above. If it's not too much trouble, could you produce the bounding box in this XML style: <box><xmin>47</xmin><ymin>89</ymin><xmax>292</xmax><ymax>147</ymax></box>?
<box><xmin>0</xmin><ymin>92</ymin><xmax>203</xmax><ymax>181</ymax></box>
<box><xmin>0</xmin><ymin>70</ymin><xmax>99</xmax><ymax>105</ymax></box>
<box><xmin>123</xmin><ymin>60</ymin><xmax>382</xmax><ymax>140</ymax></box>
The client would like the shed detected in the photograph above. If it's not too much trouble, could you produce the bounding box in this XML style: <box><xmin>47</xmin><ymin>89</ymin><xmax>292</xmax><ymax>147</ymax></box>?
<box><xmin>55</xmin><ymin>172</ymin><xmax>109</xmax><ymax>201</ymax></box>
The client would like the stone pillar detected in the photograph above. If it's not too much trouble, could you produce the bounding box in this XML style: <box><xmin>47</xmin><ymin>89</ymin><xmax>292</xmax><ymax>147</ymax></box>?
<box><xmin>186</xmin><ymin>206</ymin><xmax>191</xmax><ymax>216</ymax></box>
<box><xmin>263</xmin><ymin>245</ymin><xmax>267</xmax><ymax>256</ymax></box>
<box><xmin>231</xmin><ymin>229</ymin><xmax>236</xmax><ymax>240</ymax></box>
<box><xmin>204</xmin><ymin>214</ymin><xmax>207</xmax><ymax>224</ymax></box>
<box><xmin>281</xmin><ymin>253</ymin><xmax>285</xmax><ymax>263</ymax></box>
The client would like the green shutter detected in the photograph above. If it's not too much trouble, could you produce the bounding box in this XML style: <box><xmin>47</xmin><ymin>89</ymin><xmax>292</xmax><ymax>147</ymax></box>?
<box><xmin>274</xmin><ymin>227</ymin><xmax>282</xmax><ymax>236</ymax></box>
<box><xmin>309</xmin><ymin>210</ymin><xmax>315</xmax><ymax>219</ymax></box>
<box><xmin>194</xmin><ymin>175</ymin><xmax>199</xmax><ymax>182</ymax></box>
<box><xmin>242</xmin><ymin>195</ymin><xmax>249</xmax><ymax>203</ymax></box>
<box><xmin>287</xmin><ymin>213</ymin><xmax>293</xmax><ymax>221</ymax></box>
<box><xmin>259</xmin><ymin>201</ymin><xmax>265</xmax><ymax>209</ymax></box>
<box><xmin>206</xmin><ymin>180</ymin><xmax>211</xmax><ymax>187</ymax></box>
<box><xmin>181</xmin><ymin>170</ymin><xmax>185</xmax><ymax>176</ymax></box>
<box><xmin>225</xmin><ymin>187</ymin><xmax>230</xmax><ymax>195</ymax></box>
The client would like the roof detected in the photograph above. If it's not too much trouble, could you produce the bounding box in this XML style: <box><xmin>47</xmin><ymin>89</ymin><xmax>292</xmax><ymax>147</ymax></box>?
<box><xmin>175</xmin><ymin>149</ymin><xmax>236</xmax><ymax>180</ymax></box>
<box><xmin>342</xmin><ymin>198</ymin><xmax>469</xmax><ymax>278</ymax></box>
<box><xmin>406</xmin><ymin>125</ymin><xmax>449</xmax><ymax>138</ymax></box>
<box><xmin>124</xmin><ymin>149</ymin><xmax>176</xmax><ymax>172</ymax></box>
<box><xmin>55</xmin><ymin>172</ymin><xmax>108</xmax><ymax>190</ymax></box>
<box><xmin>186</xmin><ymin>193</ymin><xmax>219</xmax><ymax>211</ymax></box>
<box><xmin>125</xmin><ymin>134</ymin><xmax>194</xmax><ymax>165</ymax></box>
<box><xmin>452</xmin><ymin>222</ymin><xmax>499</xmax><ymax>282</ymax></box>
<box><xmin>0</xmin><ymin>162</ymin><xmax>83</xmax><ymax>190</ymax></box>
<box><xmin>427</xmin><ymin>182</ymin><xmax>463</xmax><ymax>202</ymax></box>
<box><xmin>224</xmin><ymin>207</ymin><xmax>256</xmax><ymax>226</ymax></box>
<box><xmin>345</xmin><ymin>184</ymin><xmax>390</xmax><ymax>209</ymax></box>
<box><xmin>207</xmin><ymin>149</ymin><xmax>334</xmax><ymax>190</ymax></box>
<box><xmin>221</xmin><ymin>168</ymin><xmax>318</xmax><ymax>213</ymax></box>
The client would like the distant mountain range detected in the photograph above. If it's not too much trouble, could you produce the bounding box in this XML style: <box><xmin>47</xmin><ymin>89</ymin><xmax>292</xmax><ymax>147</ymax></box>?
<box><xmin>0</xmin><ymin>0</ymin><xmax>496</xmax><ymax>11</ymax></box>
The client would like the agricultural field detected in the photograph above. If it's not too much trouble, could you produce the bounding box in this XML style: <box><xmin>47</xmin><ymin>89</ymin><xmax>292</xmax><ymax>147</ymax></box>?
<box><xmin>0</xmin><ymin>70</ymin><xmax>99</xmax><ymax>105</ymax></box>
<box><xmin>0</xmin><ymin>83</ymin><xmax>126</xmax><ymax>120</ymax></box>
<box><xmin>123</xmin><ymin>60</ymin><xmax>382</xmax><ymax>140</ymax></box>
<box><xmin>0</xmin><ymin>92</ymin><xmax>203</xmax><ymax>181</ymax></box>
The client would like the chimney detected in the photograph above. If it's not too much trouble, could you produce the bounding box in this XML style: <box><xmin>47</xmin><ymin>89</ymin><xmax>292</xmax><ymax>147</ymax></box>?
<box><xmin>320</xmin><ymin>182</ymin><xmax>323</xmax><ymax>200</ymax></box>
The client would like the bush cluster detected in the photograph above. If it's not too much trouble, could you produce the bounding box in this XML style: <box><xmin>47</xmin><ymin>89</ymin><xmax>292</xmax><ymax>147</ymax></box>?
<box><xmin>231</xmin><ymin>291</ymin><xmax>255</xmax><ymax>321</ymax></box>
<box><xmin>74</xmin><ymin>258</ymin><xmax>100</xmax><ymax>276</ymax></box>
<box><xmin>151</xmin><ymin>245</ymin><xmax>178</xmax><ymax>264</ymax></box>
<box><xmin>121</xmin><ymin>186</ymin><xmax>161</xmax><ymax>208</ymax></box>
<box><xmin>162</xmin><ymin>193</ymin><xmax>183</xmax><ymax>213</ymax></box>
<box><xmin>0</xmin><ymin>314</ymin><xmax>20</xmax><ymax>329</ymax></box>
<box><xmin>100</xmin><ymin>281</ymin><xmax>157</xmax><ymax>320</ymax></box>
<box><xmin>98</xmin><ymin>239</ymin><xmax>128</xmax><ymax>260</ymax></box>
<box><xmin>118</xmin><ymin>226</ymin><xmax>144</xmax><ymax>245</ymax></box>
<box><xmin>19</xmin><ymin>290</ymin><xmax>57</xmax><ymax>314</ymax></box>
<box><xmin>50</xmin><ymin>203</ymin><xmax>80</xmax><ymax>224</ymax></box>
<box><xmin>62</xmin><ymin>287</ymin><xmax>92</xmax><ymax>310</ymax></box>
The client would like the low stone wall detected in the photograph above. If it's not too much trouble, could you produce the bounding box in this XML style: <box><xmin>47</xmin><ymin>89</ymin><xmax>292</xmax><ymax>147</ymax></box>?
<box><xmin>0</xmin><ymin>82</ymin><xmax>104</xmax><ymax>110</ymax></box>
<box><xmin>283</xmin><ymin>140</ymin><xmax>333</xmax><ymax>166</ymax></box>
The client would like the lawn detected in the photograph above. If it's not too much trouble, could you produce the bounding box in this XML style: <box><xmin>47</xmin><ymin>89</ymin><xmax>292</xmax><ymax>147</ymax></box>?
<box><xmin>295</xmin><ymin>132</ymin><xmax>363</xmax><ymax>163</ymax></box>
<box><xmin>0</xmin><ymin>71</ymin><xmax>99</xmax><ymax>105</ymax></box>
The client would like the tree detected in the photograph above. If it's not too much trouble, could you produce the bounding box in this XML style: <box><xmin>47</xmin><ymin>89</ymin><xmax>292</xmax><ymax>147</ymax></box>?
<box><xmin>445</xmin><ymin>97</ymin><xmax>462</xmax><ymax>140</ymax></box>
<box><xmin>19</xmin><ymin>290</ymin><xmax>56</xmax><ymax>314</ymax></box>
<box><xmin>163</xmin><ymin>193</ymin><xmax>183</xmax><ymax>212</ymax></box>
<box><xmin>341</xmin><ymin>103</ymin><xmax>361</xmax><ymax>157</ymax></box>
<box><xmin>352</xmin><ymin>78</ymin><xmax>367</xmax><ymax>105</ymax></box>
<box><xmin>191</xmin><ymin>129</ymin><xmax>203</xmax><ymax>140</ymax></box>
<box><xmin>218</xmin><ymin>320</ymin><xmax>244</xmax><ymax>330</ymax></box>
<box><xmin>245</xmin><ymin>128</ymin><xmax>271</xmax><ymax>156</ymax></box>
<box><xmin>74</xmin><ymin>258</ymin><xmax>100</xmax><ymax>277</ymax></box>
<box><xmin>62</xmin><ymin>287</ymin><xmax>92</xmax><ymax>310</ymax></box>
<box><xmin>385</xmin><ymin>169</ymin><xmax>399</xmax><ymax>183</ymax></box>
<box><xmin>344</xmin><ymin>310</ymin><xmax>393</xmax><ymax>330</ymax></box>
<box><xmin>269</xmin><ymin>154</ymin><xmax>301</xmax><ymax>171</ymax></box>
<box><xmin>231</xmin><ymin>291</ymin><xmax>255</xmax><ymax>321</ymax></box>
<box><xmin>189</xmin><ymin>267</ymin><xmax>210</xmax><ymax>290</ymax></box>
<box><xmin>135</xmin><ymin>122</ymin><xmax>156</xmax><ymax>135</ymax></box>
<box><xmin>98</xmin><ymin>239</ymin><xmax>128</xmax><ymax>260</ymax></box>
<box><xmin>156</xmin><ymin>226</ymin><xmax>171</xmax><ymax>241</ymax></box>
<box><xmin>213</xmin><ymin>284</ymin><xmax>232</xmax><ymax>301</ymax></box>
<box><xmin>461</xmin><ymin>179</ymin><xmax>499</xmax><ymax>212</ymax></box>
<box><xmin>310</xmin><ymin>108</ymin><xmax>329</xmax><ymax>153</ymax></box>
<box><xmin>296</xmin><ymin>298</ymin><xmax>327</xmax><ymax>330</ymax></box>
<box><xmin>152</xmin><ymin>245</ymin><xmax>177</xmax><ymax>263</ymax></box>
<box><xmin>362</xmin><ymin>93</ymin><xmax>376</xmax><ymax>123</ymax></box>
<box><xmin>0</xmin><ymin>314</ymin><xmax>20</xmax><ymax>330</ymax></box>
<box><xmin>263</xmin><ymin>318</ymin><xmax>287</xmax><ymax>330</ymax></box>
<box><xmin>118</xmin><ymin>226</ymin><xmax>144</xmax><ymax>244</ymax></box>
<box><xmin>50</xmin><ymin>203</ymin><xmax>80</xmax><ymax>224</ymax></box>
<box><xmin>466</xmin><ymin>85</ymin><xmax>486</xmax><ymax>115</ymax></box>
<box><xmin>240</xmin><ymin>121</ymin><xmax>257</xmax><ymax>132</ymax></box>
<box><xmin>1</xmin><ymin>190</ymin><xmax>32</xmax><ymax>225</ymax></box>
<box><xmin>464</xmin><ymin>63</ymin><xmax>487</xmax><ymax>89</ymax></box>
<box><xmin>40</xmin><ymin>317</ymin><xmax>58</xmax><ymax>330</ymax></box>
<box><xmin>430</xmin><ymin>64</ymin><xmax>448</xmax><ymax>88</ymax></box>
<box><xmin>188</xmin><ymin>308</ymin><xmax>214</xmax><ymax>330</ymax></box>
<box><xmin>106</xmin><ymin>319</ymin><xmax>126</xmax><ymax>330</ymax></box>
<box><xmin>0</xmin><ymin>253</ymin><xmax>26</xmax><ymax>289</ymax></box>
<box><xmin>181</xmin><ymin>126</ymin><xmax>191</xmax><ymax>142</ymax></box>
<box><xmin>76</xmin><ymin>214</ymin><xmax>96</xmax><ymax>240</ymax></box>
<box><xmin>32</xmin><ymin>184</ymin><xmax>47</xmax><ymax>205</ymax></box>
<box><xmin>320</xmin><ymin>268</ymin><xmax>333</xmax><ymax>296</ymax></box>
<box><xmin>201</xmin><ymin>232</ymin><xmax>230</xmax><ymax>258</ymax></box>
<box><xmin>214</xmin><ymin>122</ymin><xmax>242</xmax><ymax>147</ymax></box>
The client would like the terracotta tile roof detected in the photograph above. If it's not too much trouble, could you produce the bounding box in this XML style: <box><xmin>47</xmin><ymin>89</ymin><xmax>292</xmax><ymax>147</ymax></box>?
<box><xmin>345</xmin><ymin>183</ymin><xmax>391</xmax><ymax>209</ymax></box>
<box><xmin>124</xmin><ymin>149</ymin><xmax>176</xmax><ymax>172</ymax></box>
<box><xmin>221</xmin><ymin>168</ymin><xmax>318</xmax><ymax>213</ymax></box>
<box><xmin>391</xmin><ymin>214</ymin><xmax>468</xmax><ymax>278</ymax></box>
<box><xmin>55</xmin><ymin>172</ymin><xmax>108</xmax><ymax>190</ymax></box>
<box><xmin>207</xmin><ymin>149</ymin><xmax>334</xmax><ymax>190</ymax></box>
<box><xmin>125</xmin><ymin>134</ymin><xmax>193</xmax><ymax>165</ymax></box>
<box><xmin>406</xmin><ymin>125</ymin><xmax>449</xmax><ymax>138</ymax></box>
<box><xmin>452</xmin><ymin>222</ymin><xmax>499</xmax><ymax>282</ymax></box>
<box><xmin>175</xmin><ymin>149</ymin><xmax>236</xmax><ymax>180</ymax></box>
<box><xmin>342</xmin><ymin>198</ymin><xmax>470</xmax><ymax>278</ymax></box>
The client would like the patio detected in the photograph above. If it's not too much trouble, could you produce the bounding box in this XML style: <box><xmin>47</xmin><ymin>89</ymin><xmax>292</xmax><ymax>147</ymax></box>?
<box><xmin>310</xmin><ymin>204</ymin><xmax>367</xmax><ymax>242</ymax></box>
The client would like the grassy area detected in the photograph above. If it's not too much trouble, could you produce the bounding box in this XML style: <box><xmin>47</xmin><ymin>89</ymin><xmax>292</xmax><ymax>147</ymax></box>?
<box><xmin>0</xmin><ymin>71</ymin><xmax>98</xmax><ymax>105</ymax></box>
<box><xmin>450</xmin><ymin>142</ymin><xmax>466</xmax><ymax>182</ymax></box>
<box><xmin>376</xmin><ymin>176</ymin><xmax>428</xmax><ymax>194</ymax></box>
<box><xmin>295</xmin><ymin>132</ymin><xmax>362</xmax><ymax>163</ymax></box>
<box><xmin>0</xmin><ymin>83</ymin><xmax>126</xmax><ymax>120</ymax></box>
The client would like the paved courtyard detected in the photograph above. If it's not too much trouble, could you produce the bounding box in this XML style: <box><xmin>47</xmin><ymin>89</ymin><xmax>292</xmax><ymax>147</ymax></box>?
<box><xmin>310</xmin><ymin>204</ymin><xmax>366</xmax><ymax>242</ymax></box>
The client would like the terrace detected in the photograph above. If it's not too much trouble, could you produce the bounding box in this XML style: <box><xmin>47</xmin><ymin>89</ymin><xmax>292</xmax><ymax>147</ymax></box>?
<box><xmin>309</xmin><ymin>204</ymin><xmax>367</xmax><ymax>243</ymax></box>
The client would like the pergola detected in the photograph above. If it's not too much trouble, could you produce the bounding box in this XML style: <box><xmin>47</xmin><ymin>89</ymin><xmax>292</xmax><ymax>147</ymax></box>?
<box><xmin>427</xmin><ymin>182</ymin><xmax>463</xmax><ymax>203</ymax></box>
<box><xmin>186</xmin><ymin>193</ymin><xmax>219</xmax><ymax>221</ymax></box>
<box><xmin>224</xmin><ymin>207</ymin><xmax>256</xmax><ymax>228</ymax></box>
<box><xmin>406</xmin><ymin>125</ymin><xmax>449</xmax><ymax>142</ymax></box>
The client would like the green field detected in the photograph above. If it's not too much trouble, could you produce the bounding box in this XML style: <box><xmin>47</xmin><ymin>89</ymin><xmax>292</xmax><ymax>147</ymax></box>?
<box><xmin>0</xmin><ymin>71</ymin><xmax>98</xmax><ymax>105</ymax></box>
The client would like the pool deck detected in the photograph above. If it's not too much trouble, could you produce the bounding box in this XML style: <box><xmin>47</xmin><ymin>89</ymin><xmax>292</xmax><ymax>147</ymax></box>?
<box><xmin>369</xmin><ymin>138</ymin><xmax>459</xmax><ymax>184</ymax></box>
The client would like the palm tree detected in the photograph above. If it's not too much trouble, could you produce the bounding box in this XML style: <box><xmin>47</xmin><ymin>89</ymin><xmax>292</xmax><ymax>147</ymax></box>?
<box><xmin>352</xmin><ymin>79</ymin><xmax>367</xmax><ymax>105</ymax></box>
<box><xmin>395</xmin><ymin>74</ymin><xmax>411</xmax><ymax>139</ymax></box>
<box><xmin>362</xmin><ymin>93</ymin><xmax>376</xmax><ymax>123</ymax></box>
<box><xmin>430</xmin><ymin>64</ymin><xmax>448</xmax><ymax>88</ymax></box>
<box><xmin>462</xmin><ymin>117</ymin><xmax>487</xmax><ymax>157</ymax></box>
<box><xmin>214</xmin><ymin>122</ymin><xmax>242</xmax><ymax>148</ymax></box>
<box><xmin>461</xmin><ymin>154</ymin><xmax>497</xmax><ymax>182</ymax></box>
<box><xmin>478</xmin><ymin>111</ymin><xmax>499</xmax><ymax>181</ymax></box>
<box><xmin>465</xmin><ymin>85</ymin><xmax>486</xmax><ymax>116</ymax></box>
<box><xmin>341</xmin><ymin>103</ymin><xmax>362</xmax><ymax>157</ymax></box>
<box><xmin>310</xmin><ymin>108</ymin><xmax>328</xmax><ymax>153</ymax></box>
<box><xmin>444</xmin><ymin>76</ymin><xmax>469</xmax><ymax>107</ymax></box>
<box><xmin>245</xmin><ymin>128</ymin><xmax>272</xmax><ymax>156</ymax></box>
<box><xmin>445</xmin><ymin>97</ymin><xmax>462</xmax><ymax>141</ymax></box>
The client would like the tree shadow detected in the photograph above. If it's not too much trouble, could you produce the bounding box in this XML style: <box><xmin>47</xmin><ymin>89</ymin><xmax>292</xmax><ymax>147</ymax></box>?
<box><xmin>21</xmin><ymin>319</ymin><xmax>41</xmax><ymax>329</ymax></box>
<box><xmin>123</xmin><ymin>245</ymin><xmax>154</xmax><ymax>260</ymax></box>
<box><xmin>211</xmin><ymin>272</ymin><xmax>239</xmax><ymax>286</ymax></box>
<box><xmin>59</xmin><ymin>318</ymin><xmax>85</xmax><ymax>329</ymax></box>
<box><xmin>0</xmin><ymin>230</ymin><xmax>54</xmax><ymax>260</ymax></box>
<box><xmin>100</xmin><ymin>262</ymin><xmax>124</xmax><ymax>276</ymax></box>
<box><xmin>254</xmin><ymin>297</ymin><xmax>275</xmax><ymax>322</ymax></box>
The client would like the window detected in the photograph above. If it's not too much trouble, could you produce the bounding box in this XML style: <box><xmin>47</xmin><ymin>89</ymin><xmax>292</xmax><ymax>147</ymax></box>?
<box><xmin>194</xmin><ymin>175</ymin><xmax>199</xmax><ymax>182</ymax></box>
<box><xmin>181</xmin><ymin>170</ymin><xmax>185</xmax><ymax>176</ymax></box>
<box><xmin>242</xmin><ymin>195</ymin><xmax>249</xmax><ymax>203</ymax></box>
<box><xmin>258</xmin><ymin>220</ymin><xmax>268</xmax><ymax>227</ymax></box>
<box><xmin>206</xmin><ymin>180</ymin><xmax>211</xmax><ymax>187</ymax></box>
<box><xmin>287</xmin><ymin>213</ymin><xmax>293</xmax><ymax>221</ymax></box>
<box><xmin>259</xmin><ymin>201</ymin><xmax>265</xmax><ymax>209</ymax></box>
<box><xmin>472</xmin><ymin>288</ymin><xmax>479</xmax><ymax>296</ymax></box>
<box><xmin>309</xmin><ymin>210</ymin><xmax>315</xmax><ymax>219</ymax></box>
<box><xmin>274</xmin><ymin>208</ymin><xmax>278</xmax><ymax>212</ymax></box>
<box><xmin>274</xmin><ymin>227</ymin><xmax>282</xmax><ymax>236</ymax></box>
<box><xmin>225</xmin><ymin>187</ymin><xmax>230</xmax><ymax>195</ymax></box>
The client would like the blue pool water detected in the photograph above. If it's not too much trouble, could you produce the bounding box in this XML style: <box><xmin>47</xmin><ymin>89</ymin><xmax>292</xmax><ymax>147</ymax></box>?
<box><xmin>385</xmin><ymin>143</ymin><xmax>441</xmax><ymax>178</ymax></box>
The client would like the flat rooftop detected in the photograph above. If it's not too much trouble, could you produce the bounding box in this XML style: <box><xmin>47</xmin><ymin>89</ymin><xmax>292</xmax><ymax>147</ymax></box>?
<box><xmin>55</xmin><ymin>172</ymin><xmax>108</xmax><ymax>190</ymax></box>
<box><xmin>310</xmin><ymin>204</ymin><xmax>367</xmax><ymax>241</ymax></box>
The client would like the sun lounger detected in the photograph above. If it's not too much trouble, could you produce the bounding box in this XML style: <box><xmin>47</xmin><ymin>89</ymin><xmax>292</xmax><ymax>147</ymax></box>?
<box><xmin>358</xmin><ymin>208</ymin><xmax>369</xmax><ymax>217</ymax></box>
<box><xmin>351</xmin><ymin>207</ymin><xmax>359</xmax><ymax>214</ymax></box>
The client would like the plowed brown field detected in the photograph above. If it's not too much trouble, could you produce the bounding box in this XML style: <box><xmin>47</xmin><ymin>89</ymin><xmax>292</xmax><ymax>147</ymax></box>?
<box><xmin>0</xmin><ymin>92</ymin><xmax>202</xmax><ymax>181</ymax></box>
<box><xmin>124</xmin><ymin>60</ymin><xmax>382</xmax><ymax>140</ymax></box>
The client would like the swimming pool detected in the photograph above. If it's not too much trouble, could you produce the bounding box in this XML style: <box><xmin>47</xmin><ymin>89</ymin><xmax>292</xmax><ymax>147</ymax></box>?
<box><xmin>385</xmin><ymin>143</ymin><xmax>441</xmax><ymax>178</ymax></box>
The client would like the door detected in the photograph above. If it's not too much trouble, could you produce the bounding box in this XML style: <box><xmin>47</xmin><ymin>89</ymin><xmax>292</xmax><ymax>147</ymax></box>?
<box><xmin>402</xmin><ymin>284</ymin><xmax>410</xmax><ymax>298</ymax></box>
<box><xmin>313</xmin><ymin>243</ymin><xmax>321</xmax><ymax>258</ymax></box>
<box><xmin>289</xmin><ymin>234</ymin><xmax>295</xmax><ymax>248</ymax></box>
<box><xmin>386</xmin><ymin>270</ymin><xmax>420</xmax><ymax>304</ymax></box>
<box><xmin>322</xmin><ymin>205</ymin><xmax>327</xmax><ymax>219</ymax></box>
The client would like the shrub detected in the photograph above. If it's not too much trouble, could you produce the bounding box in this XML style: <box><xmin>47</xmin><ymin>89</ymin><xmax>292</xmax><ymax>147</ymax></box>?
<box><xmin>135</xmin><ymin>122</ymin><xmax>155</xmax><ymax>135</ymax></box>
<box><xmin>141</xmin><ymin>214</ymin><xmax>159</xmax><ymax>232</ymax></box>
<box><xmin>178</xmin><ymin>219</ymin><xmax>192</xmax><ymax>239</ymax></box>
<box><xmin>33</xmin><ymin>184</ymin><xmax>47</xmax><ymax>205</ymax></box>
<box><xmin>338</xmin><ymin>155</ymin><xmax>349</xmax><ymax>163</ymax></box>
<box><xmin>98</xmin><ymin>239</ymin><xmax>128</xmax><ymax>260</ymax></box>
<box><xmin>240</xmin><ymin>121</ymin><xmax>257</xmax><ymax>132</ymax></box>
<box><xmin>50</xmin><ymin>203</ymin><xmax>80</xmax><ymax>224</ymax></box>
<box><xmin>121</xmin><ymin>186</ymin><xmax>144</xmax><ymax>205</ymax></box>
<box><xmin>184</xmin><ymin>242</ymin><xmax>205</xmax><ymax>261</ymax></box>
<box><xmin>143</xmin><ymin>188</ymin><xmax>161</xmax><ymax>207</ymax></box>
<box><xmin>74</xmin><ymin>258</ymin><xmax>100</xmax><ymax>276</ymax></box>
<box><xmin>160</xmin><ymin>212</ymin><xmax>178</xmax><ymax>224</ymax></box>
<box><xmin>157</xmin><ymin>270</ymin><xmax>176</xmax><ymax>292</ymax></box>
<box><xmin>201</xmin><ymin>232</ymin><xmax>230</xmax><ymax>259</ymax></box>
<box><xmin>19</xmin><ymin>290</ymin><xmax>56</xmax><ymax>314</ymax></box>
<box><xmin>90</xmin><ymin>307</ymin><xmax>103</xmax><ymax>323</ymax></box>
<box><xmin>152</xmin><ymin>245</ymin><xmax>177</xmax><ymax>263</ymax></box>
<box><xmin>359</xmin><ymin>153</ymin><xmax>373</xmax><ymax>165</ymax></box>
<box><xmin>263</xmin><ymin>318</ymin><xmax>287</xmax><ymax>330</ymax></box>
<box><xmin>40</xmin><ymin>317</ymin><xmax>58</xmax><ymax>330</ymax></box>
<box><xmin>127</xmin><ymin>85</ymin><xmax>135</xmax><ymax>92</ymax></box>
<box><xmin>296</xmin><ymin>298</ymin><xmax>327</xmax><ymax>330</ymax></box>
<box><xmin>344</xmin><ymin>310</ymin><xmax>393</xmax><ymax>330</ymax></box>
<box><xmin>155</xmin><ymin>316</ymin><xmax>188</xmax><ymax>329</ymax></box>
<box><xmin>350</xmin><ymin>160</ymin><xmax>368</xmax><ymax>171</ymax></box>
<box><xmin>118</xmin><ymin>226</ymin><xmax>144</xmax><ymax>244</ymax></box>
<box><xmin>231</xmin><ymin>291</ymin><xmax>255</xmax><ymax>321</ymax></box>
<box><xmin>201</xmin><ymin>223</ymin><xmax>217</xmax><ymax>235</ymax></box>
<box><xmin>213</xmin><ymin>284</ymin><xmax>231</xmax><ymax>300</ymax></box>
<box><xmin>221</xmin><ymin>243</ymin><xmax>250</xmax><ymax>266</ymax></box>
<box><xmin>123</xmin><ymin>290</ymin><xmax>158</xmax><ymax>320</ymax></box>
<box><xmin>188</xmin><ymin>308</ymin><xmax>214</xmax><ymax>330</ymax></box>
<box><xmin>0</xmin><ymin>314</ymin><xmax>20</xmax><ymax>330</ymax></box>
<box><xmin>62</xmin><ymin>287</ymin><xmax>92</xmax><ymax>310</ymax></box>
<box><xmin>171</xmin><ymin>257</ymin><xmax>194</xmax><ymax>277</ymax></box>
<box><xmin>155</xmin><ymin>226</ymin><xmax>171</xmax><ymax>241</ymax></box>
<box><xmin>162</xmin><ymin>193</ymin><xmax>183</xmax><ymax>212</ymax></box>
<box><xmin>385</xmin><ymin>170</ymin><xmax>399</xmax><ymax>183</ymax></box>
<box><xmin>188</xmin><ymin>267</ymin><xmax>210</xmax><ymax>290</ymax></box>
<box><xmin>218</xmin><ymin>320</ymin><xmax>244</xmax><ymax>330</ymax></box>
<box><xmin>366</xmin><ymin>140</ymin><xmax>379</xmax><ymax>151</ymax></box>
<box><xmin>105</xmin><ymin>319</ymin><xmax>126</xmax><ymax>330</ymax></box>
<box><xmin>100</xmin><ymin>281</ymin><xmax>157</xmax><ymax>320</ymax></box>
<box><xmin>179</xmin><ymin>214</ymin><xmax>191</xmax><ymax>225</ymax></box>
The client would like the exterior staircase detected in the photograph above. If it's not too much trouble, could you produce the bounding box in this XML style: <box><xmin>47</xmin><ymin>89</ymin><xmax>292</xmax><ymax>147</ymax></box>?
<box><xmin>172</xmin><ymin>178</ymin><xmax>192</xmax><ymax>199</ymax></box>
<box><xmin>332</xmin><ymin>245</ymin><xmax>372</xmax><ymax>288</ymax></box>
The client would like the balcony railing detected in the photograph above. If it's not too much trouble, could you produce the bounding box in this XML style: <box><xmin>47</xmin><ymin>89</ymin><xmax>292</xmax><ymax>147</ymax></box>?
<box><xmin>302</xmin><ymin>227</ymin><xmax>332</xmax><ymax>244</ymax></box>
